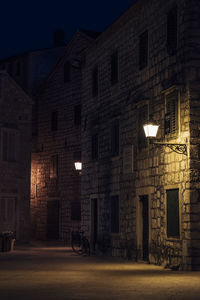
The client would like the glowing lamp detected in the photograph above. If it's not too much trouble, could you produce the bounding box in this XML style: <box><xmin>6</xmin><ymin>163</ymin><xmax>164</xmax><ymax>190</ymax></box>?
<box><xmin>143</xmin><ymin>123</ymin><xmax>159</xmax><ymax>138</ymax></box>
<box><xmin>74</xmin><ymin>161</ymin><xmax>82</xmax><ymax>171</ymax></box>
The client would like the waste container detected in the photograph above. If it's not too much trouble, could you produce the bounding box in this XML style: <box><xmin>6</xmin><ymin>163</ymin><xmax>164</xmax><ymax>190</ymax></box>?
<box><xmin>0</xmin><ymin>231</ymin><xmax>15</xmax><ymax>252</ymax></box>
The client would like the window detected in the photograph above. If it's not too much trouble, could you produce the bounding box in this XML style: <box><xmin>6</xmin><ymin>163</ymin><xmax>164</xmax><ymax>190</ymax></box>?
<box><xmin>111</xmin><ymin>51</ymin><xmax>118</xmax><ymax>85</ymax></box>
<box><xmin>0</xmin><ymin>197</ymin><xmax>16</xmax><ymax>224</ymax></box>
<box><xmin>164</xmin><ymin>90</ymin><xmax>178</xmax><ymax>136</ymax></box>
<box><xmin>167</xmin><ymin>6</ymin><xmax>177</xmax><ymax>55</ymax></box>
<box><xmin>166</xmin><ymin>189</ymin><xmax>180</xmax><ymax>238</ymax></box>
<box><xmin>64</xmin><ymin>61</ymin><xmax>71</xmax><ymax>82</ymax></box>
<box><xmin>51</xmin><ymin>111</ymin><xmax>58</xmax><ymax>131</ymax></box>
<box><xmin>50</xmin><ymin>155</ymin><xmax>58</xmax><ymax>179</ymax></box>
<box><xmin>73</xmin><ymin>151</ymin><xmax>81</xmax><ymax>162</ymax></box>
<box><xmin>92</xmin><ymin>66</ymin><xmax>98</xmax><ymax>96</ymax></box>
<box><xmin>74</xmin><ymin>104</ymin><xmax>81</xmax><ymax>126</ymax></box>
<box><xmin>139</xmin><ymin>30</ymin><xmax>148</xmax><ymax>69</ymax></box>
<box><xmin>138</xmin><ymin>104</ymin><xmax>148</xmax><ymax>148</ymax></box>
<box><xmin>111</xmin><ymin>120</ymin><xmax>119</xmax><ymax>156</ymax></box>
<box><xmin>111</xmin><ymin>195</ymin><xmax>119</xmax><ymax>233</ymax></box>
<box><xmin>2</xmin><ymin>129</ymin><xmax>18</xmax><ymax>162</ymax></box>
<box><xmin>91</xmin><ymin>133</ymin><xmax>98</xmax><ymax>160</ymax></box>
<box><xmin>71</xmin><ymin>202</ymin><xmax>81</xmax><ymax>221</ymax></box>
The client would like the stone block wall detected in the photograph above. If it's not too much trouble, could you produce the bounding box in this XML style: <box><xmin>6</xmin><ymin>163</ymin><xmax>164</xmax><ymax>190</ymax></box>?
<box><xmin>0</xmin><ymin>72</ymin><xmax>32</xmax><ymax>242</ymax></box>
<box><xmin>81</xmin><ymin>0</ymin><xmax>199</xmax><ymax>269</ymax></box>
<box><xmin>31</xmin><ymin>32</ymin><xmax>95</xmax><ymax>242</ymax></box>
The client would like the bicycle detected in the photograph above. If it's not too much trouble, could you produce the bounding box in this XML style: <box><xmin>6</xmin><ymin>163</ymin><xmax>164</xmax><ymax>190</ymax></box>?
<box><xmin>71</xmin><ymin>231</ymin><xmax>90</xmax><ymax>256</ymax></box>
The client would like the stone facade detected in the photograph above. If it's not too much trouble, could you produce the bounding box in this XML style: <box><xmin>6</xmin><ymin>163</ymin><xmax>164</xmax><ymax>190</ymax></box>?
<box><xmin>0</xmin><ymin>71</ymin><xmax>32</xmax><ymax>242</ymax></box>
<box><xmin>31</xmin><ymin>30</ymin><xmax>98</xmax><ymax>241</ymax></box>
<box><xmin>81</xmin><ymin>0</ymin><xmax>200</xmax><ymax>270</ymax></box>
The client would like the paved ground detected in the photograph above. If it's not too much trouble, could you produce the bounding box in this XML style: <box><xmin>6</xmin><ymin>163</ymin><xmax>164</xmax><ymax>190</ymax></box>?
<box><xmin>0</xmin><ymin>242</ymin><xmax>200</xmax><ymax>300</ymax></box>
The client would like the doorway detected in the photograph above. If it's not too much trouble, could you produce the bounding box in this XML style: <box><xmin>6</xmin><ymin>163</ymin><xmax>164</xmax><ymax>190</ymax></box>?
<box><xmin>140</xmin><ymin>195</ymin><xmax>149</xmax><ymax>261</ymax></box>
<box><xmin>91</xmin><ymin>198</ymin><xmax>98</xmax><ymax>252</ymax></box>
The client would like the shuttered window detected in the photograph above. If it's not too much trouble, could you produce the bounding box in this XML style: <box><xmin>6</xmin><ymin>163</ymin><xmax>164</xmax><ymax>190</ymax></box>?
<box><xmin>91</xmin><ymin>133</ymin><xmax>99</xmax><ymax>160</ymax></box>
<box><xmin>2</xmin><ymin>129</ymin><xmax>18</xmax><ymax>162</ymax></box>
<box><xmin>138</xmin><ymin>104</ymin><xmax>148</xmax><ymax>148</ymax></box>
<box><xmin>165</xmin><ymin>90</ymin><xmax>178</xmax><ymax>136</ymax></box>
<box><xmin>74</xmin><ymin>104</ymin><xmax>81</xmax><ymax>126</ymax></box>
<box><xmin>51</xmin><ymin>111</ymin><xmax>58</xmax><ymax>131</ymax></box>
<box><xmin>139</xmin><ymin>30</ymin><xmax>148</xmax><ymax>70</ymax></box>
<box><xmin>166</xmin><ymin>189</ymin><xmax>180</xmax><ymax>238</ymax></box>
<box><xmin>92</xmin><ymin>66</ymin><xmax>98</xmax><ymax>96</ymax></box>
<box><xmin>167</xmin><ymin>6</ymin><xmax>177</xmax><ymax>55</ymax></box>
<box><xmin>111</xmin><ymin>195</ymin><xmax>119</xmax><ymax>233</ymax></box>
<box><xmin>111</xmin><ymin>120</ymin><xmax>119</xmax><ymax>156</ymax></box>
<box><xmin>50</xmin><ymin>155</ymin><xmax>58</xmax><ymax>179</ymax></box>
<box><xmin>111</xmin><ymin>51</ymin><xmax>118</xmax><ymax>85</ymax></box>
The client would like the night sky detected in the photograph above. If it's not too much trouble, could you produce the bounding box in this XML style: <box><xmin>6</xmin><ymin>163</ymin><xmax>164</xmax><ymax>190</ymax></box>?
<box><xmin>0</xmin><ymin>0</ymin><xmax>137</xmax><ymax>59</ymax></box>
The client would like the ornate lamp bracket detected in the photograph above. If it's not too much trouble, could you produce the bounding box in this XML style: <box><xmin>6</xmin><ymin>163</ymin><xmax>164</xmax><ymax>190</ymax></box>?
<box><xmin>151</xmin><ymin>141</ymin><xmax>187</xmax><ymax>156</ymax></box>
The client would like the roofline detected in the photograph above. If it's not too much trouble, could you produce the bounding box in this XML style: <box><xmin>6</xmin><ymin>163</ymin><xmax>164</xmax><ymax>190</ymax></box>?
<box><xmin>36</xmin><ymin>29</ymin><xmax>97</xmax><ymax>96</ymax></box>
<box><xmin>0</xmin><ymin>45</ymin><xmax>66</xmax><ymax>62</ymax></box>
<box><xmin>84</xmin><ymin>0</ymin><xmax>149</xmax><ymax>54</ymax></box>
<box><xmin>0</xmin><ymin>70</ymin><xmax>32</xmax><ymax>104</ymax></box>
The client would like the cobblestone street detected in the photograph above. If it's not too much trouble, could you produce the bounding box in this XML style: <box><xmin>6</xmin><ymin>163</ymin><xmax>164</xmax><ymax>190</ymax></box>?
<box><xmin>0</xmin><ymin>243</ymin><xmax>200</xmax><ymax>300</ymax></box>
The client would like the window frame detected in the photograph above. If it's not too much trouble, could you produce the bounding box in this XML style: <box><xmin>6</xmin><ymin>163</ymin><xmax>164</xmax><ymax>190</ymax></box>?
<box><xmin>137</xmin><ymin>102</ymin><xmax>149</xmax><ymax>149</ymax></box>
<box><xmin>91</xmin><ymin>133</ymin><xmax>99</xmax><ymax>161</ymax></box>
<box><xmin>50</xmin><ymin>154</ymin><xmax>58</xmax><ymax>179</ymax></box>
<box><xmin>74</xmin><ymin>104</ymin><xmax>82</xmax><ymax>127</ymax></box>
<box><xmin>51</xmin><ymin>111</ymin><xmax>58</xmax><ymax>132</ymax></box>
<box><xmin>110</xmin><ymin>195</ymin><xmax>120</xmax><ymax>234</ymax></box>
<box><xmin>166</xmin><ymin>5</ymin><xmax>178</xmax><ymax>56</ymax></box>
<box><xmin>111</xmin><ymin>119</ymin><xmax>120</xmax><ymax>157</ymax></box>
<box><xmin>166</xmin><ymin>188</ymin><xmax>180</xmax><ymax>239</ymax></box>
<box><xmin>139</xmin><ymin>30</ymin><xmax>149</xmax><ymax>70</ymax></box>
<box><xmin>110</xmin><ymin>50</ymin><xmax>119</xmax><ymax>85</ymax></box>
<box><xmin>164</xmin><ymin>88</ymin><xmax>180</xmax><ymax>138</ymax></box>
<box><xmin>92</xmin><ymin>65</ymin><xmax>99</xmax><ymax>97</ymax></box>
<box><xmin>1</xmin><ymin>128</ymin><xmax>19</xmax><ymax>162</ymax></box>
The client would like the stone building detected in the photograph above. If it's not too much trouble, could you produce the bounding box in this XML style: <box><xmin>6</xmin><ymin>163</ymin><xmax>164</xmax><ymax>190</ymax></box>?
<box><xmin>0</xmin><ymin>71</ymin><xmax>32</xmax><ymax>242</ymax></box>
<box><xmin>31</xmin><ymin>30</ymin><xmax>99</xmax><ymax>241</ymax></box>
<box><xmin>0</xmin><ymin>30</ymin><xmax>66</xmax><ymax>97</ymax></box>
<box><xmin>81</xmin><ymin>0</ymin><xmax>200</xmax><ymax>270</ymax></box>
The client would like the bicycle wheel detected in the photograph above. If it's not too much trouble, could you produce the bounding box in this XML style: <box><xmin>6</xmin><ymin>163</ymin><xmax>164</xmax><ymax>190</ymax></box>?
<box><xmin>81</xmin><ymin>238</ymin><xmax>90</xmax><ymax>256</ymax></box>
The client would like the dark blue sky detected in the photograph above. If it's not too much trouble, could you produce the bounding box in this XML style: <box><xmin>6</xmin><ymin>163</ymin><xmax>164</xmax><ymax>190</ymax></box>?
<box><xmin>0</xmin><ymin>0</ymin><xmax>136</xmax><ymax>59</ymax></box>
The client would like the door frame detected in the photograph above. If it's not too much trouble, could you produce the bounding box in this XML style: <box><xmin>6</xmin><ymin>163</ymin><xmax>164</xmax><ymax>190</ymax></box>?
<box><xmin>136</xmin><ymin>187</ymin><xmax>153</xmax><ymax>261</ymax></box>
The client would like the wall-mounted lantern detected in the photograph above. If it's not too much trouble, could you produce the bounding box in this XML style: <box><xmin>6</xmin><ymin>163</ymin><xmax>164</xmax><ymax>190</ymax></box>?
<box><xmin>143</xmin><ymin>121</ymin><xmax>187</xmax><ymax>155</ymax></box>
<box><xmin>74</xmin><ymin>161</ymin><xmax>82</xmax><ymax>171</ymax></box>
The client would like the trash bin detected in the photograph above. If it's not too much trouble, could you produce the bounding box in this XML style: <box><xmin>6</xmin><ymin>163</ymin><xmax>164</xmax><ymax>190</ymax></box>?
<box><xmin>0</xmin><ymin>235</ymin><xmax>3</xmax><ymax>252</ymax></box>
<box><xmin>0</xmin><ymin>231</ymin><xmax>15</xmax><ymax>252</ymax></box>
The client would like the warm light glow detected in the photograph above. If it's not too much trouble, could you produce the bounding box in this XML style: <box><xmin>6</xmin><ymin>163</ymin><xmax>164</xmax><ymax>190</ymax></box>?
<box><xmin>143</xmin><ymin>123</ymin><xmax>159</xmax><ymax>138</ymax></box>
<box><xmin>74</xmin><ymin>161</ymin><xmax>82</xmax><ymax>171</ymax></box>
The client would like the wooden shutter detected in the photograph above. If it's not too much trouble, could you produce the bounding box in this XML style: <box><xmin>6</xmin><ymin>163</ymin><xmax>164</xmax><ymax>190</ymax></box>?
<box><xmin>167</xmin><ymin>6</ymin><xmax>177</xmax><ymax>55</ymax></box>
<box><xmin>111</xmin><ymin>51</ymin><xmax>118</xmax><ymax>85</ymax></box>
<box><xmin>138</xmin><ymin>104</ymin><xmax>148</xmax><ymax>148</ymax></box>
<box><xmin>91</xmin><ymin>133</ymin><xmax>99</xmax><ymax>160</ymax></box>
<box><xmin>111</xmin><ymin>195</ymin><xmax>119</xmax><ymax>233</ymax></box>
<box><xmin>92</xmin><ymin>66</ymin><xmax>98</xmax><ymax>96</ymax></box>
<box><xmin>139</xmin><ymin>31</ymin><xmax>148</xmax><ymax>69</ymax></box>
<box><xmin>167</xmin><ymin>189</ymin><xmax>180</xmax><ymax>237</ymax></box>
<box><xmin>111</xmin><ymin>121</ymin><xmax>119</xmax><ymax>156</ymax></box>
<box><xmin>165</xmin><ymin>91</ymin><xmax>178</xmax><ymax>135</ymax></box>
